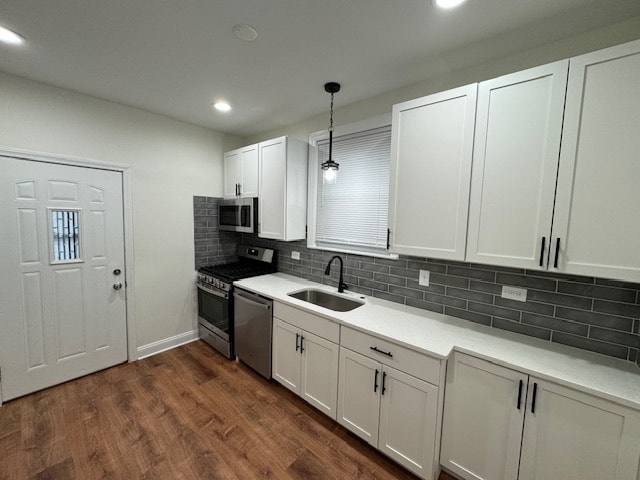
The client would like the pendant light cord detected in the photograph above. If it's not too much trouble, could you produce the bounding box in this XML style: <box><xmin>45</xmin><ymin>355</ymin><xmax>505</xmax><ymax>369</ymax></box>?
<box><xmin>328</xmin><ymin>91</ymin><xmax>334</xmax><ymax>162</ymax></box>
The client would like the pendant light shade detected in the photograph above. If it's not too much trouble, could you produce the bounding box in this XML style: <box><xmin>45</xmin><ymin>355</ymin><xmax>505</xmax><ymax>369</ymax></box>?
<box><xmin>321</xmin><ymin>82</ymin><xmax>341</xmax><ymax>181</ymax></box>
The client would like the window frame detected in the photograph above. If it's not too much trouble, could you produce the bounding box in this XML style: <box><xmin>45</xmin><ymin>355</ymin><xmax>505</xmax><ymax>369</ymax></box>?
<box><xmin>307</xmin><ymin>113</ymin><xmax>398</xmax><ymax>259</ymax></box>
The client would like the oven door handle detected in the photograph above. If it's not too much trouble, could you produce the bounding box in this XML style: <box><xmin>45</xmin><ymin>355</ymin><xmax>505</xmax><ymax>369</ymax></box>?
<box><xmin>197</xmin><ymin>283</ymin><xmax>228</xmax><ymax>299</ymax></box>
<box><xmin>234</xmin><ymin>291</ymin><xmax>272</xmax><ymax>311</ymax></box>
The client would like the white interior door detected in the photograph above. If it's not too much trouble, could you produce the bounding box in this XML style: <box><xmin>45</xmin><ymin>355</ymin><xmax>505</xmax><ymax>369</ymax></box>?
<box><xmin>0</xmin><ymin>156</ymin><xmax>127</xmax><ymax>401</ymax></box>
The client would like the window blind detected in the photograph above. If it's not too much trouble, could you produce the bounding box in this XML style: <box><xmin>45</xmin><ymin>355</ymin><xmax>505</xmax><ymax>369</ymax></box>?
<box><xmin>315</xmin><ymin>126</ymin><xmax>391</xmax><ymax>252</ymax></box>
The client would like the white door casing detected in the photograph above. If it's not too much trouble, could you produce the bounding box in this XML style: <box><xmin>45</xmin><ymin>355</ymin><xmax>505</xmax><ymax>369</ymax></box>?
<box><xmin>0</xmin><ymin>156</ymin><xmax>128</xmax><ymax>401</ymax></box>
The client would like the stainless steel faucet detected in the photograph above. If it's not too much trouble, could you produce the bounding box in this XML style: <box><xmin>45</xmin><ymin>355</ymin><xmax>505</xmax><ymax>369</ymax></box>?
<box><xmin>324</xmin><ymin>255</ymin><xmax>348</xmax><ymax>293</ymax></box>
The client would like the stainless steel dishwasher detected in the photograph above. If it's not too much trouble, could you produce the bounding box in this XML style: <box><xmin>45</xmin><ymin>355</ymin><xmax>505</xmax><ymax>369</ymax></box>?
<box><xmin>233</xmin><ymin>287</ymin><xmax>273</xmax><ymax>379</ymax></box>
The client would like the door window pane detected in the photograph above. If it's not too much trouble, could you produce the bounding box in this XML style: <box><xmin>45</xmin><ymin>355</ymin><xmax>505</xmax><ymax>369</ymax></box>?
<box><xmin>50</xmin><ymin>209</ymin><xmax>81</xmax><ymax>262</ymax></box>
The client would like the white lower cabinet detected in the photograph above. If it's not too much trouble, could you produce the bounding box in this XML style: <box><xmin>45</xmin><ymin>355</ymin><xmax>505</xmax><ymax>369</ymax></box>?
<box><xmin>440</xmin><ymin>352</ymin><xmax>640</xmax><ymax>480</ymax></box>
<box><xmin>337</xmin><ymin>327</ymin><xmax>442</xmax><ymax>480</ymax></box>
<box><xmin>271</xmin><ymin>303</ymin><xmax>339</xmax><ymax>419</ymax></box>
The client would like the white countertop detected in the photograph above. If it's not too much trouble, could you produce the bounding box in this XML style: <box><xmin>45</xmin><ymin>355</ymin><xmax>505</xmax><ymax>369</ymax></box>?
<box><xmin>234</xmin><ymin>272</ymin><xmax>640</xmax><ymax>410</ymax></box>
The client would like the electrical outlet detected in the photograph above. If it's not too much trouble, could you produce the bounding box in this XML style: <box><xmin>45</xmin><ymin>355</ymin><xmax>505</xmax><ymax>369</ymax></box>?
<box><xmin>419</xmin><ymin>270</ymin><xmax>430</xmax><ymax>286</ymax></box>
<box><xmin>501</xmin><ymin>285</ymin><xmax>527</xmax><ymax>302</ymax></box>
<box><xmin>291</xmin><ymin>251</ymin><xmax>301</xmax><ymax>260</ymax></box>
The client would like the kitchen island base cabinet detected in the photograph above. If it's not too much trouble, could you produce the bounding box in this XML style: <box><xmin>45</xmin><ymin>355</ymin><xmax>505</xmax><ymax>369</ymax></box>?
<box><xmin>440</xmin><ymin>352</ymin><xmax>640</xmax><ymax>480</ymax></box>
<box><xmin>271</xmin><ymin>303</ymin><xmax>339</xmax><ymax>419</ymax></box>
<box><xmin>337</xmin><ymin>327</ymin><xmax>442</xmax><ymax>480</ymax></box>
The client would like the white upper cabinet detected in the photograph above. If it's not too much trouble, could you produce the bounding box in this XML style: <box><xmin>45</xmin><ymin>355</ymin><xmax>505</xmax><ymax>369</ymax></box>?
<box><xmin>551</xmin><ymin>40</ymin><xmax>640</xmax><ymax>282</ymax></box>
<box><xmin>466</xmin><ymin>61</ymin><xmax>569</xmax><ymax>270</ymax></box>
<box><xmin>223</xmin><ymin>144</ymin><xmax>258</xmax><ymax>198</ymax></box>
<box><xmin>389</xmin><ymin>84</ymin><xmax>477</xmax><ymax>260</ymax></box>
<box><xmin>258</xmin><ymin>136</ymin><xmax>307</xmax><ymax>241</ymax></box>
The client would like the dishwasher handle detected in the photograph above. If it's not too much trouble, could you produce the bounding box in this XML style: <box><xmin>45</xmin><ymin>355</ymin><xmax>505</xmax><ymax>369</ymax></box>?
<box><xmin>234</xmin><ymin>290</ymin><xmax>272</xmax><ymax>310</ymax></box>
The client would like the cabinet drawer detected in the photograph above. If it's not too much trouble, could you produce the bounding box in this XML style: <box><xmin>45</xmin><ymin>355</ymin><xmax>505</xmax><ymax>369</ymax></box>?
<box><xmin>341</xmin><ymin>326</ymin><xmax>440</xmax><ymax>385</ymax></box>
<box><xmin>274</xmin><ymin>302</ymin><xmax>340</xmax><ymax>343</ymax></box>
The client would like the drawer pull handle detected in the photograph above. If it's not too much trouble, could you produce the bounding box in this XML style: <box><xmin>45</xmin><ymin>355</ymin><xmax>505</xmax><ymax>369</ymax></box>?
<box><xmin>374</xmin><ymin>369</ymin><xmax>379</xmax><ymax>393</ymax></box>
<box><xmin>381</xmin><ymin>371</ymin><xmax>387</xmax><ymax>395</ymax></box>
<box><xmin>517</xmin><ymin>379</ymin><xmax>523</xmax><ymax>410</ymax></box>
<box><xmin>370</xmin><ymin>346</ymin><xmax>393</xmax><ymax>358</ymax></box>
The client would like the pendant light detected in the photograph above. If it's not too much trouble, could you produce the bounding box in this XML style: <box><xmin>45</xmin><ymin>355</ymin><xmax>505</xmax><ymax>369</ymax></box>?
<box><xmin>321</xmin><ymin>82</ymin><xmax>341</xmax><ymax>182</ymax></box>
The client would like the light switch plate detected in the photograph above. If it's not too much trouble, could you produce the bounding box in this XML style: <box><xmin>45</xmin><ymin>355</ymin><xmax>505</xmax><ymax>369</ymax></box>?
<box><xmin>502</xmin><ymin>285</ymin><xmax>527</xmax><ymax>302</ymax></box>
<box><xmin>419</xmin><ymin>270</ymin><xmax>430</xmax><ymax>286</ymax></box>
<box><xmin>291</xmin><ymin>251</ymin><xmax>301</xmax><ymax>260</ymax></box>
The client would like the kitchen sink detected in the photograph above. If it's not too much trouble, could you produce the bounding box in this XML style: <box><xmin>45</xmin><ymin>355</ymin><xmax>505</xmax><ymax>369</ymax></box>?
<box><xmin>287</xmin><ymin>288</ymin><xmax>364</xmax><ymax>312</ymax></box>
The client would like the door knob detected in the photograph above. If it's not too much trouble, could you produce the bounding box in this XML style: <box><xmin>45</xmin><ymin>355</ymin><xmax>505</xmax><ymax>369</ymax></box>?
<box><xmin>113</xmin><ymin>282</ymin><xmax>123</xmax><ymax>291</ymax></box>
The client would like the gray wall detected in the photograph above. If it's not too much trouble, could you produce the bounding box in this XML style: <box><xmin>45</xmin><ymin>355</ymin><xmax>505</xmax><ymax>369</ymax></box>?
<box><xmin>193</xmin><ymin>196</ymin><xmax>241</xmax><ymax>269</ymax></box>
<box><xmin>193</xmin><ymin>197</ymin><xmax>640</xmax><ymax>368</ymax></box>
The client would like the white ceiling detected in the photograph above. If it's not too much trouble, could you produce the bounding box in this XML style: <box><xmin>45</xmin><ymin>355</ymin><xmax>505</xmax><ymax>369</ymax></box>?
<box><xmin>1</xmin><ymin>0</ymin><xmax>640</xmax><ymax>137</ymax></box>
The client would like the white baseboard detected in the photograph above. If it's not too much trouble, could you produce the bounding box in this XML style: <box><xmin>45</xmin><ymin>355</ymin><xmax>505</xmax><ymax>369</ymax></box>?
<box><xmin>136</xmin><ymin>329</ymin><xmax>199</xmax><ymax>360</ymax></box>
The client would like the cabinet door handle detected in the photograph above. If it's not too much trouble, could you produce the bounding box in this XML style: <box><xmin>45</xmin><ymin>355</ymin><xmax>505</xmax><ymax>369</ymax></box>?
<box><xmin>531</xmin><ymin>382</ymin><xmax>538</xmax><ymax>413</ymax></box>
<box><xmin>300</xmin><ymin>335</ymin><xmax>305</xmax><ymax>354</ymax></box>
<box><xmin>539</xmin><ymin>237</ymin><xmax>546</xmax><ymax>267</ymax></box>
<box><xmin>238</xmin><ymin>183</ymin><xmax>242</xmax><ymax>196</ymax></box>
<box><xmin>381</xmin><ymin>371</ymin><xmax>387</xmax><ymax>395</ymax></box>
<box><xmin>295</xmin><ymin>333</ymin><xmax>300</xmax><ymax>352</ymax></box>
<box><xmin>387</xmin><ymin>228</ymin><xmax>391</xmax><ymax>250</ymax></box>
<box><xmin>517</xmin><ymin>379</ymin><xmax>523</xmax><ymax>410</ymax></box>
<box><xmin>554</xmin><ymin>238</ymin><xmax>560</xmax><ymax>268</ymax></box>
<box><xmin>374</xmin><ymin>369</ymin><xmax>379</xmax><ymax>393</ymax></box>
<box><xmin>370</xmin><ymin>346</ymin><xmax>393</xmax><ymax>358</ymax></box>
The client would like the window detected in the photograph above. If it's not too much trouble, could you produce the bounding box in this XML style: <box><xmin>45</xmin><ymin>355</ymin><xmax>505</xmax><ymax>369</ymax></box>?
<box><xmin>308</xmin><ymin>115</ymin><xmax>396</xmax><ymax>258</ymax></box>
<box><xmin>50</xmin><ymin>209</ymin><xmax>81</xmax><ymax>262</ymax></box>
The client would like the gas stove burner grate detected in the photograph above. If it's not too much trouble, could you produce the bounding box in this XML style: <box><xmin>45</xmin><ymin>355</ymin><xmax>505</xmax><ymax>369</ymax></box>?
<box><xmin>199</xmin><ymin>263</ymin><xmax>276</xmax><ymax>281</ymax></box>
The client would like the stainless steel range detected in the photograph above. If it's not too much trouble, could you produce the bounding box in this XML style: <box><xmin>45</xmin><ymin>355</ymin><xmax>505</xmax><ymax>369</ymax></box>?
<box><xmin>196</xmin><ymin>245</ymin><xmax>276</xmax><ymax>358</ymax></box>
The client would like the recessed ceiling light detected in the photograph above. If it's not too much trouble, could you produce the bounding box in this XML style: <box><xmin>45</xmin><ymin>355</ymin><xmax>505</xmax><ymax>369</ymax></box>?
<box><xmin>432</xmin><ymin>0</ymin><xmax>466</xmax><ymax>9</ymax></box>
<box><xmin>0</xmin><ymin>26</ymin><xmax>25</xmax><ymax>45</ymax></box>
<box><xmin>232</xmin><ymin>24</ymin><xmax>258</xmax><ymax>42</ymax></box>
<box><xmin>213</xmin><ymin>101</ymin><xmax>232</xmax><ymax>113</ymax></box>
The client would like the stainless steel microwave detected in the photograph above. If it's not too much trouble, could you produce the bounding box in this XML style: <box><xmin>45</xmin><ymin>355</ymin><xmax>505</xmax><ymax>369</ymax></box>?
<box><xmin>219</xmin><ymin>197</ymin><xmax>257</xmax><ymax>233</ymax></box>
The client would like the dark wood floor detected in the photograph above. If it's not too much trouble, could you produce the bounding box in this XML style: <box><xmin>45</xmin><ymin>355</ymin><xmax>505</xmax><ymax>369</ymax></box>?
<box><xmin>0</xmin><ymin>340</ymin><xmax>457</xmax><ymax>480</ymax></box>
